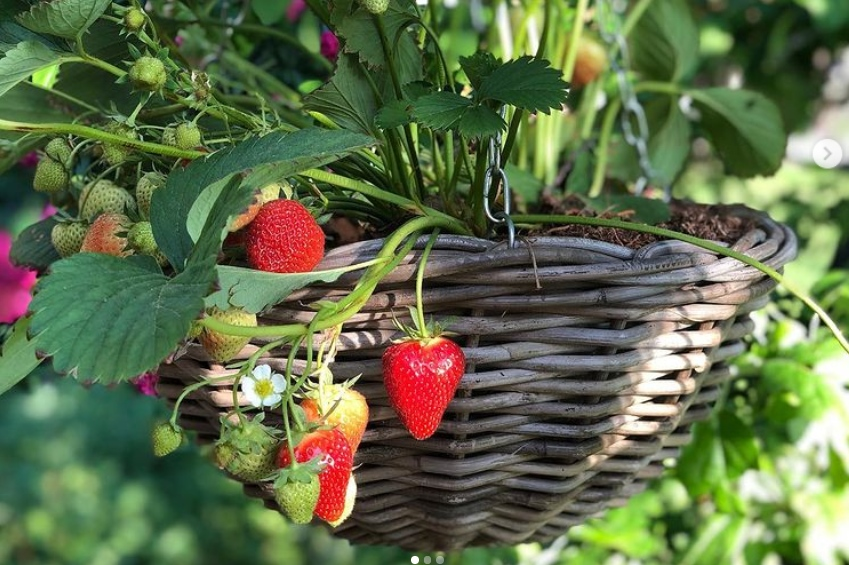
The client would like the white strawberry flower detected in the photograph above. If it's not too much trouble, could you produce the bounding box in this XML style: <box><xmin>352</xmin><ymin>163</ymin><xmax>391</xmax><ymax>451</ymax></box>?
<box><xmin>241</xmin><ymin>365</ymin><xmax>287</xmax><ymax>407</ymax></box>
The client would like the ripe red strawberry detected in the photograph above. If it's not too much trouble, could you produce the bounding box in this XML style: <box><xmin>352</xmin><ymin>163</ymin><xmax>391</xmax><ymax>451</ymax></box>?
<box><xmin>228</xmin><ymin>182</ymin><xmax>281</xmax><ymax>232</ymax></box>
<box><xmin>245</xmin><ymin>199</ymin><xmax>325</xmax><ymax>273</ymax></box>
<box><xmin>79</xmin><ymin>213</ymin><xmax>134</xmax><ymax>257</ymax></box>
<box><xmin>382</xmin><ymin>335</ymin><xmax>466</xmax><ymax>440</ymax></box>
<box><xmin>328</xmin><ymin>473</ymin><xmax>357</xmax><ymax>527</ymax></box>
<box><xmin>278</xmin><ymin>428</ymin><xmax>353</xmax><ymax>523</ymax></box>
<box><xmin>570</xmin><ymin>35</ymin><xmax>608</xmax><ymax>88</ymax></box>
<box><xmin>301</xmin><ymin>385</ymin><xmax>368</xmax><ymax>454</ymax></box>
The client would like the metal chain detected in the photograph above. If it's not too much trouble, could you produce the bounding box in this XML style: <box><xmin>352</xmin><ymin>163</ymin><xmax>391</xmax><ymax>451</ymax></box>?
<box><xmin>595</xmin><ymin>0</ymin><xmax>664</xmax><ymax>198</ymax></box>
<box><xmin>483</xmin><ymin>108</ymin><xmax>517</xmax><ymax>248</ymax></box>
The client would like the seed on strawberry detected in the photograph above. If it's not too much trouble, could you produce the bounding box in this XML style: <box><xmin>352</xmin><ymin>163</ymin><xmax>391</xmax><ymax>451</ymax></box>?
<box><xmin>228</xmin><ymin>182</ymin><xmax>281</xmax><ymax>232</ymax></box>
<box><xmin>278</xmin><ymin>428</ymin><xmax>353</xmax><ymax>523</ymax></box>
<box><xmin>79</xmin><ymin>213</ymin><xmax>134</xmax><ymax>257</ymax></box>
<box><xmin>51</xmin><ymin>221</ymin><xmax>88</xmax><ymax>258</ymax></box>
<box><xmin>570</xmin><ymin>35</ymin><xmax>608</xmax><ymax>88</ymax></box>
<box><xmin>273</xmin><ymin>472</ymin><xmax>320</xmax><ymax>524</ymax></box>
<box><xmin>214</xmin><ymin>415</ymin><xmax>280</xmax><ymax>482</ymax></box>
<box><xmin>301</xmin><ymin>384</ymin><xmax>368</xmax><ymax>454</ymax></box>
<box><xmin>79</xmin><ymin>179</ymin><xmax>136</xmax><ymax>221</ymax></box>
<box><xmin>135</xmin><ymin>171</ymin><xmax>166</xmax><ymax>219</ymax></box>
<box><xmin>383</xmin><ymin>335</ymin><xmax>466</xmax><ymax>440</ymax></box>
<box><xmin>32</xmin><ymin>157</ymin><xmax>69</xmax><ymax>194</ymax></box>
<box><xmin>360</xmin><ymin>0</ymin><xmax>389</xmax><ymax>14</ymax></box>
<box><xmin>151</xmin><ymin>420</ymin><xmax>183</xmax><ymax>457</ymax></box>
<box><xmin>129</xmin><ymin>56</ymin><xmax>167</xmax><ymax>92</ymax></box>
<box><xmin>174</xmin><ymin>122</ymin><xmax>202</xmax><ymax>150</ymax></box>
<box><xmin>245</xmin><ymin>199</ymin><xmax>325</xmax><ymax>273</ymax></box>
<box><xmin>198</xmin><ymin>306</ymin><xmax>257</xmax><ymax>363</ymax></box>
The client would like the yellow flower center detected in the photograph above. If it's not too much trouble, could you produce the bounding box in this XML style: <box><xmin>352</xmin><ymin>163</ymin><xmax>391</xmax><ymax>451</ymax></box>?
<box><xmin>254</xmin><ymin>378</ymin><xmax>274</xmax><ymax>399</ymax></box>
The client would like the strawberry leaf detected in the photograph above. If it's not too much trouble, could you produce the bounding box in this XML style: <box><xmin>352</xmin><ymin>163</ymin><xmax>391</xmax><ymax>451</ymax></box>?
<box><xmin>206</xmin><ymin>259</ymin><xmax>385</xmax><ymax>314</ymax></box>
<box><xmin>459</xmin><ymin>51</ymin><xmax>501</xmax><ymax>90</ymax></box>
<box><xmin>476</xmin><ymin>56</ymin><xmax>568</xmax><ymax>114</ymax></box>
<box><xmin>411</xmin><ymin>91</ymin><xmax>472</xmax><ymax>131</ymax></box>
<box><xmin>9</xmin><ymin>215</ymin><xmax>60</xmax><ymax>271</ymax></box>
<box><xmin>457</xmin><ymin>104</ymin><xmax>506</xmax><ymax>140</ymax></box>
<box><xmin>151</xmin><ymin>128</ymin><xmax>376</xmax><ymax>270</ymax></box>
<box><xmin>28</xmin><ymin>254</ymin><xmax>213</xmax><ymax>383</ymax></box>
<box><xmin>629</xmin><ymin>0</ymin><xmax>699</xmax><ymax>82</ymax></box>
<box><xmin>0</xmin><ymin>40</ymin><xmax>64</xmax><ymax>98</ymax></box>
<box><xmin>15</xmin><ymin>0</ymin><xmax>111</xmax><ymax>40</ymax></box>
<box><xmin>0</xmin><ymin>316</ymin><xmax>43</xmax><ymax>396</ymax></box>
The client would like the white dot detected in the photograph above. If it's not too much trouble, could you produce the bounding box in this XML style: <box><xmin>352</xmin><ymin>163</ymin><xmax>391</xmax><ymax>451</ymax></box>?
<box><xmin>436</xmin><ymin>558</ymin><xmax>445</xmax><ymax>565</ymax></box>
<box><xmin>424</xmin><ymin>558</ymin><xmax>432</xmax><ymax>565</ymax></box>
<box><xmin>411</xmin><ymin>558</ymin><xmax>419</xmax><ymax>565</ymax></box>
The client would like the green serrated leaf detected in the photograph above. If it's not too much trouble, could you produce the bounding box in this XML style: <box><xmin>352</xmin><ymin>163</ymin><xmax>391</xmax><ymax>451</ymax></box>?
<box><xmin>476</xmin><ymin>56</ymin><xmax>568</xmax><ymax>114</ymax></box>
<box><xmin>15</xmin><ymin>0</ymin><xmax>112</xmax><ymax>40</ymax></box>
<box><xmin>337</xmin><ymin>1</ymin><xmax>420</xmax><ymax>74</ymax></box>
<box><xmin>645</xmin><ymin>96</ymin><xmax>691</xmax><ymax>186</ymax></box>
<box><xmin>9</xmin><ymin>215</ymin><xmax>60</xmax><ymax>271</ymax></box>
<box><xmin>375</xmin><ymin>99</ymin><xmax>412</xmax><ymax>130</ymax></box>
<box><xmin>0</xmin><ymin>316</ymin><xmax>43</xmax><ymax>396</ymax></box>
<box><xmin>457</xmin><ymin>104</ymin><xmax>505</xmax><ymax>140</ymax></box>
<box><xmin>304</xmin><ymin>53</ymin><xmax>379</xmax><ymax>134</ymax></box>
<box><xmin>0</xmin><ymin>40</ymin><xmax>63</xmax><ymax>98</ymax></box>
<box><xmin>690</xmin><ymin>87</ymin><xmax>786</xmax><ymax>178</ymax></box>
<box><xmin>459</xmin><ymin>51</ymin><xmax>501</xmax><ymax>90</ymax></box>
<box><xmin>29</xmin><ymin>254</ymin><xmax>212</xmax><ymax>383</ymax></box>
<box><xmin>152</xmin><ymin>128</ymin><xmax>376</xmax><ymax>269</ymax></box>
<box><xmin>411</xmin><ymin>91</ymin><xmax>472</xmax><ymax>130</ymax></box>
<box><xmin>629</xmin><ymin>0</ymin><xmax>699</xmax><ymax>82</ymax></box>
<box><xmin>205</xmin><ymin>259</ymin><xmax>386</xmax><ymax>314</ymax></box>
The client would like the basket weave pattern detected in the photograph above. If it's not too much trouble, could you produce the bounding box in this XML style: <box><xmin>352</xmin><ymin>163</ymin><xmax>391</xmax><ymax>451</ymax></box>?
<box><xmin>158</xmin><ymin>205</ymin><xmax>796</xmax><ymax>551</ymax></box>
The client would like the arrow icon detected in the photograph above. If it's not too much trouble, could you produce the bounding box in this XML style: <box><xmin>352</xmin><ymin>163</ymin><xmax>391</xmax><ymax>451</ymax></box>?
<box><xmin>813</xmin><ymin>139</ymin><xmax>843</xmax><ymax>170</ymax></box>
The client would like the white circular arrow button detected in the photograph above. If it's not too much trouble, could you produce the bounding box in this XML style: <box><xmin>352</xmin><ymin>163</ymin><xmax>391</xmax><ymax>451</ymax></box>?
<box><xmin>812</xmin><ymin>138</ymin><xmax>844</xmax><ymax>169</ymax></box>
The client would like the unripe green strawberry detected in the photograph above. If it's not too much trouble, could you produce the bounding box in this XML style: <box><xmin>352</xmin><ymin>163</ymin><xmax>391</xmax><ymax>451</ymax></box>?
<box><xmin>124</xmin><ymin>7</ymin><xmax>146</xmax><ymax>31</ymax></box>
<box><xmin>102</xmin><ymin>122</ymin><xmax>137</xmax><ymax>166</ymax></box>
<box><xmin>129</xmin><ymin>56</ymin><xmax>167</xmax><ymax>92</ymax></box>
<box><xmin>174</xmin><ymin>122</ymin><xmax>202</xmax><ymax>150</ymax></box>
<box><xmin>51</xmin><ymin>221</ymin><xmax>88</xmax><ymax>258</ymax></box>
<box><xmin>128</xmin><ymin>220</ymin><xmax>168</xmax><ymax>265</ymax></box>
<box><xmin>80</xmin><ymin>179</ymin><xmax>136</xmax><ymax>221</ymax></box>
<box><xmin>360</xmin><ymin>0</ymin><xmax>389</xmax><ymax>14</ymax></box>
<box><xmin>199</xmin><ymin>306</ymin><xmax>257</xmax><ymax>363</ymax></box>
<box><xmin>44</xmin><ymin>138</ymin><xmax>73</xmax><ymax>168</ymax></box>
<box><xmin>80</xmin><ymin>213</ymin><xmax>134</xmax><ymax>256</ymax></box>
<box><xmin>187</xmin><ymin>319</ymin><xmax>204</xmax><ymax>340</ymax></box>
<box><xmin>151</xmin><ymin>421</ymin><xmax>183</xmax><ymax>457</ymax></box>
<box><xmin>214</xmin><ymin>415</ymin><xmax>280</xmax><ymax>482</ymax></box>
<box><xmin>135</xmin><ymin>171</ymin><xmax>166</xmax><ymax>219</ymax></box>
<box><xmin>274</xmin><ymin>474</ymin><xmax>320</xmax><ymax>524</ymax></box>
<box><xmin>161</xmin><ymin>126</ymin><xmax>177</xmax><ymax>147</ymax></box>
<box><xmin>32</xmin><ymin>157</ymin><xmax>69</xmax><ymax>193</ymax></box>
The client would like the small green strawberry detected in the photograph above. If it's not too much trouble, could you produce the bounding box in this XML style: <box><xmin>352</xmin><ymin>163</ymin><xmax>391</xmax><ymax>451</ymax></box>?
<box><xmin>161</xmin><ymin>126</ymin><xmax>177</xmax><ymax>147</ymax></box>
<box><xmin>360</xmin><ymin>0</ymin><xmax>389</xmax><ymax>14</ymax></box>
<box><xmin>44</xmin><ymin>138</ymin><xmax>73</xmax><ymax>168</ymax></box>
<box><xmin>32</xmin><ymin>157</ymin><xmax>69</xmax><ymax>194</ymax></box>
<box><xmin>128</xmin><ymin>56</ymin><xmax>167</xmax><ymax>92</ymax></box>
<box><xmin>273</xmin><ymin>471</ymin><xmax>320</xmax><ymax>524</ymax></box>
<box><xmin>214</xmin><ymin>414</ymin><xmax>280</xmax><ymax>482</ymax></box>
<box><xmin>80</xmin><ymin>179</ymin><xmax>136</xmax><ymax>221</ymax></box>
<box><xmin>102</xmin><ymin>122</ymin><xmax>137</xmax><ymax>166</ymax></box>
<box><xmin>124</xmin><ymin>7</ymin><xmax>146</xmax><ymax>32</ymax></box>
<box><xmin>174</xmin><ymin>122</ymin><xmax>202</xmax><ymax>150</ymax></box>
<box><xmin>151</xmin><ymin>420</ymin><xmax>184</xmax><ymax>457</ymax></box>
<box><xmin>51</xmin><ymin>221</ymin><xmax>88</xmax><ymax>258</ymax></box>
<box><xmin>135</xmin><ymin>171</ymin><xmax>166</xmax><ymax>219</ymax></box>
<box><xmin>199</xmin><ymin>306</ymin><xmax>257</xmax><ymax>363</ymax></box>
<box><xmin>128</xmin><ymin>221</ymin><xmax>168</xmax><ymax>265</ymax></box>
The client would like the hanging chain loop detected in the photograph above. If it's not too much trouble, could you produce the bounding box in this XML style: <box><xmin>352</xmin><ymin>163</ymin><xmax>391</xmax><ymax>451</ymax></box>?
<box><xmin>596</xmin><ymin>0</ymin><xmax>668</xmax><ymax>198</ymax></box>
<box><xmin>483</xmin><ymin>107</ymin><xmax>517</xmax><ymax>248</ymax></box>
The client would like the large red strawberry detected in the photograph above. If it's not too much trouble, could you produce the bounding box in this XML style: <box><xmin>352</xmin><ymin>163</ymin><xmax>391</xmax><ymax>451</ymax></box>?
<box><xmin>278</xmin><ymin>428</ymin><xmax>353</xmax><ymax>523</ymax></box>
<box><xmin>383</xmin><ymin>335</ymin><xmax>466</xmax><ymax>440</ymax></box>
<box><xmin>301</xmin><ymin>384</ymin><xmax>369</xmax><ymax>454</ymax></box>
<box><xmin>245</xmin><ymin>199</ymin><xmax>325</xmax><ymax>273</ymax></box>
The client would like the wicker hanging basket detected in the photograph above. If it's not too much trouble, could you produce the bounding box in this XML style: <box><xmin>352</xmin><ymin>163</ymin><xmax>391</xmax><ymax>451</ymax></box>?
<box><xmin>157</xmin><ymin>203</ymin><xmax>796</xmax><ymax>551</ymax></box>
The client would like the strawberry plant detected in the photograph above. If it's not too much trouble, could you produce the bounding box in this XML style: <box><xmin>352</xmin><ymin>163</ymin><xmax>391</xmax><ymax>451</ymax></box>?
<box><xmin>0</xmin><ymin>0</ymin><xmax>847</xmax><ymax>552</ymax></box>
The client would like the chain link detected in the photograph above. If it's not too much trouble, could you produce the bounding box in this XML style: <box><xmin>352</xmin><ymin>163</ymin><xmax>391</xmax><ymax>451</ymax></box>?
<box><xmin>595</xmin><ymin>0</ymin><xmax>664</xmax><ymax>198</ymax></box>
<box><xmin>483</xmin><ymin>108</ymin><xmax>517</xmax><ymax>248</ymax></box>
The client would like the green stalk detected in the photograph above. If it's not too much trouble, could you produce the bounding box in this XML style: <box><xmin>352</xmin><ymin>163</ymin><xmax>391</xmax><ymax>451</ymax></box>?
<box><xmin>415</xmin><ymin>230</ymin><xmax>441</xmax><ymax>335</ymax></box>
<box><xmin>514</xmin><ymin>213</ymin><xmax>849</xmax><ymax>355</ymax></box>
<box><xmin>588</xmin><ymin>97</ymin><xmax>622</xmax><ymax>197</ymax></box>
<box><xmin>0</xmin><ymin>119</ymin><xmax>205</xmax><ymax>159</ymax></box>
<box><xmin>561</xmin><ymin>0</ymin><xmax>591</xmax><ymax>84</ymax></box>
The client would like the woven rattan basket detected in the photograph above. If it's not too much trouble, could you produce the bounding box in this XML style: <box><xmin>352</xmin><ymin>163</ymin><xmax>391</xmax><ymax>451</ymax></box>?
<box><xmin>157</xmin><ymin>203</ymin><xmax>796</xmax><ymax>551</ymax></box>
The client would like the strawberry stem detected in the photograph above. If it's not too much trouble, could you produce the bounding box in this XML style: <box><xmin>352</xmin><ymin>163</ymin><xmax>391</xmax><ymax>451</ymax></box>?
<box><xmin>414</xmin><ymin>229</ymin><xmax>441</xmax><ymax>339</ymax></box>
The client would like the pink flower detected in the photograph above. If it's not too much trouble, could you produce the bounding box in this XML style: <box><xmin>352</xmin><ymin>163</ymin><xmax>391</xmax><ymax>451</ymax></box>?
<box><xmin>18</xmin><ymin>152</ymin><xmax>39</xmax><ymax>168</ymax></box>
<box><xmin>130</xmin><ymin>372</ymin><xmax>160</xmax><ymax>397</ymax></box>
<box><xmin>286</xmin><ymin>0</ymin><xmax>307</xmax><ymax>22</ymax></box>
<box><xmin>320</xmin><ymin>30</ymin><xmax>340</xmax><ymax>62</ymax></box>
<box><xmin>0</xmin><ymin>231</ymin><xmax>37</xmax><ymax>324</ymax></box>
